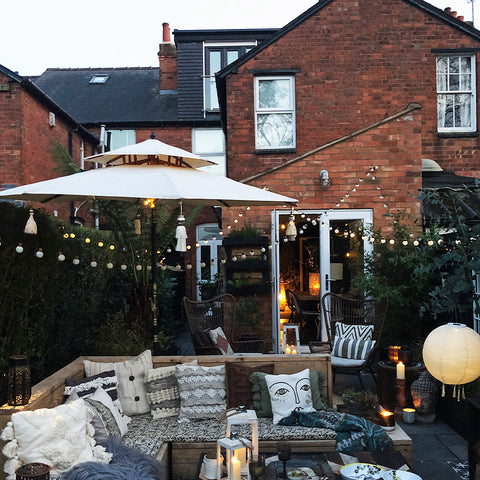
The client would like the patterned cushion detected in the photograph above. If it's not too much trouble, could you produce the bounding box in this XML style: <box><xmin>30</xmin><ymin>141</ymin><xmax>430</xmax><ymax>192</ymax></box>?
<box><xmin>83</xmin><ymin>350</ymin><xmax>153</xmax><ymax>416</ymax></box>
<box><xmin>250</xmin><ymin>370</ymin><xmax>329</xmax><ymax>418</ymax></box>
<box><xmin>176</xmin><ymin>364</ymin><xmax>226</xmax><ymax>421</ymax></box>
<box><xmin>225</xmin><ymin>362</ymin><xmax>274</xmax><ymax>409</ymax></box>
<box><xmin>209</xmin><ymin>327</ymin><xmax>234</xmax><ymax>355</ymax></box>
<box><xmin>335</xmin><ymin>322</ymin><xmax>373</xmax><ymax>340</ymax></box>
<box><xmin>265</xmin><ymin>369</ymin><xmax>316</xmax><ymax>424</ymax></box>
<box><xmin>64</xmin><ymin>370</ymin><xmax>121</xmax><ymax>412</ymax></box>
<box><xmin>122</xmin><ymin>415</ymin><xmax>335</xmax><ymax>456</ymax></box>
<box><xmin>332</xmin><ymin>336</ymin><xmax>376</xmax><ymax>360</ymax></box>
<box><xmin>145</xmin><ymin>360</ymin><xmax>198</xmax><ymax>419</ymax></box>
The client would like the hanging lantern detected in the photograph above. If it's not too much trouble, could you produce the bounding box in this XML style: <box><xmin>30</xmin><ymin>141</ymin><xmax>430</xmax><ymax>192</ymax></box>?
<box><xmin>7</xmin><ymin>355</ymin><xmax>31</xmax><ymax>406</ymax></box>
<box><xmin>134</xmin><ymin>213</ymin><xmax>142</xmax><ymax>235</ymax></box>
<box><xmin>24</xmin><ymin>209</ymin><xmax>37</xmax><ymax>235</ymax></box>
<box><xmin>423</xmin><ymin>323</ymin><xmax>480</xmax><ymax>400</ymax></box>
<box><xmin>175</xmin><ymin>214</ymin><xmax>187</xmax><ymax>252</ymax></box>
<box><xmin>286</xmin><ymin>214</ymin><xmax>297</xmax><ymax>241</ymax></box>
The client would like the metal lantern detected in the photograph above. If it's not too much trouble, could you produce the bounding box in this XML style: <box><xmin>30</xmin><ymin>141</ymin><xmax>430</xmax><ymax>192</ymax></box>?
<box><xmin>423</xmin><ymin>323</ymin><xmax>480</xmax><ymax>399</ymax></box>
<box><xmin>7</xmin><ymin>355</ymin><xmax>31</xmax><ymax>406</ymax></box>
<box><xmin>217</xmin><ymin>434</ymin><xmax>252</xmax><ymax>480</ymax></box>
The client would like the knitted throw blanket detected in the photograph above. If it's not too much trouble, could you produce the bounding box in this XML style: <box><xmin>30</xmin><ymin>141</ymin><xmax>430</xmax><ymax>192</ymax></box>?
<box><xmin>279</xmin><ymin>410</ymin><xmax>393</xmax><ymax>453</ymax></box>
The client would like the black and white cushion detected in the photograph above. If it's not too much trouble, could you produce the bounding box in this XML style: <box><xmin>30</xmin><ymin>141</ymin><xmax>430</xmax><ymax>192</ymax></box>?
<box><xmin>334</xmin><ymin>322</ymin><xmax>373</xmax><ymax>340</ymax></box>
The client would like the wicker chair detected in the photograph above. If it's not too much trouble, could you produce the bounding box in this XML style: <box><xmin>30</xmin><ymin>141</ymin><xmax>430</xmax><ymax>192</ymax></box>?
<box><xmin>183</xmin><ymin>294</ymin><xmax>264</xmax><ymax>354</ymax></box>
<box><xmin>321</xmin><ymin>292</ymin><xmax>388</xmax><ymax>389</ymax></box>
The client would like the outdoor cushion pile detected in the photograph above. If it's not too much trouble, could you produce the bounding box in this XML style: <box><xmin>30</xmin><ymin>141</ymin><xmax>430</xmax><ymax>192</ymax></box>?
<box><xmin>0</xmin><ymin>348</ymin><xmax>388</xmax><ymax>479</ymax></box>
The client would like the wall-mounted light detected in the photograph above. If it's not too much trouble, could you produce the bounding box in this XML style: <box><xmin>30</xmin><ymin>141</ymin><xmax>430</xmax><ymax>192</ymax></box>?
<box><xmin>320</xmin><ymin>170</ymin><xmax>330</xmax><ymax>188</ymax></box>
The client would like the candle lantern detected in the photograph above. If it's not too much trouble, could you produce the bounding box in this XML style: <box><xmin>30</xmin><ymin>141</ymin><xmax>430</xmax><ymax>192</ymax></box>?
<box><xmin>226</xmin><ymin>409</ymin><xmax>258</xmax><ymax>462</ymax></box>
<box><xmin>15</xmin><ymin>462</ymin><xmax>50</xmax><ymax>480</ymax></box>
<box><xmin>388</xmin><ymin>346</ymin><xmax>401</xmax><ymax>363</ymax></box>
<box><xmin>217</xmin><ymin>433</ymin><xmax>252</xmax><ymax>480</ymax></box>
<box><xmin>7</xmin><ymin>355</ymin><xmax>31</xmax><ymax>406</ymax></box>
<box><xmin>378</xmin><ymin>408</ymin><xmax>395</xmax><ymax>431</ymax></box>
<box><xmin>403</xmin><ymin>408</ymin><xmax>416</xmax><ymax>424</ymax></box>
<box><xmin>282</xmin><ymin>324</ymin><xmax>300</xmax><ymax>354</ymax></box>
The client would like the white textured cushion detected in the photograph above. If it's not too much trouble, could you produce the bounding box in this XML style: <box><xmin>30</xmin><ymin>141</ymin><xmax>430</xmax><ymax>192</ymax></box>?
<box><xmin>176</xmin><ymin>364</ymin><xmax>226</xmax><ymax>421</ymax></box>
<box><xmin>209</xmin><ymin>327</ymin><xmax>234</xmax><ymax>355</ymax></box>
<box><xmin>145</xmin><ymin>360</ymin><xmax>197</xmax><ymax>419</ymax></box>
<box><xmin>1</xmin><ymin>399</ymin><xmax>111</xmax><ymax>480</ymax></box>
<box><xmin>331</xmin><ymin>355</ymin><xmax>366</xmax><ymax>367</ymax></box>
<box><xmin>334</xmin><ymin>322</ymin><xmax>374</xmax><ymax>340</ymax></box>
<box><xmin>265</xmin><ymin>368</ymin><xmax>316</xmax><ymax>424</ymax></box>
<box><xmin>83</xmin><ymin>350</ymin><xmax>153</xmax><ymax>416</ymax></box>
<box><xmin>332</xmin><ymin>336</ymin><xmax>376</xmax><ymax>360</ymax></box>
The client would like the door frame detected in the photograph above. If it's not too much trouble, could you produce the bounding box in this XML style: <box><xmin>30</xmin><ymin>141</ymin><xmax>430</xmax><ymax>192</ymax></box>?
<box><xmin>271</xmin><ymin>208</ymin><xmax>373</xmax><ymax>353</ymax></box>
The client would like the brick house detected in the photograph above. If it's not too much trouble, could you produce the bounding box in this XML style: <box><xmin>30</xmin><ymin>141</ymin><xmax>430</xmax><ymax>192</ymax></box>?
<box><xmin>212</xmin><ymin>0</ymin><xmax>480</xmax><ymax>350</ymax></box>
<box><xmin>0</xmin><ymin>64</ymin><xmax>98</xmax><ymax>220</ymax></box>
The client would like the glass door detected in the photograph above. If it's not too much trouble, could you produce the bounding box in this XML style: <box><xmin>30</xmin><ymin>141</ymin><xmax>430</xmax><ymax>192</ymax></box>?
<box><xmin>272</xmin><ymin>209</ymin><xmax>373</xmax><ymax>352</ymax></box>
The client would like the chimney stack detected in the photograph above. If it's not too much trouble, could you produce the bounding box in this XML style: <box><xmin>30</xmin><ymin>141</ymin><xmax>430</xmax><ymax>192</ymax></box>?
<box><xmin>158</xmin><ymin>22</ymin><xmax>177</xmax><ymax>91</ymax></box>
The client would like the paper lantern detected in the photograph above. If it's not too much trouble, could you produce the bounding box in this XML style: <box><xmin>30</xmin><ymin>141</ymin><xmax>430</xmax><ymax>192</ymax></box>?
<box><xmin>423</xmin><ymin>323</ymin><xmax>480</xmax><ymax>399</ymax></box>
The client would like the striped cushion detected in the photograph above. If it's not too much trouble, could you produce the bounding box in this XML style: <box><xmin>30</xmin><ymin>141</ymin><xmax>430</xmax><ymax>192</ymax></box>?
<box><xmin>332</xmin><ymin>336</ymin><xmax>376</xmax><ymax>360</ymax></box>
<box><xmin>176</xmin><ymin>364</ymin><xmax>226</xmax><ymax>421</ymax></box>
<box><xmin>335</xmin><ymin>322</ymin><xmax>374</xmax><ymax>340</ymax></box>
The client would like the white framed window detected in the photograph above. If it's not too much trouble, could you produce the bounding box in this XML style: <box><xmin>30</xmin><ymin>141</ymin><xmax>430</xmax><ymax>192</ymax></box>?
<box><xmin>255</xmin><ymin>76</ymin><xmax>295</xmax><ymax>150</ymax></box>
<box><xmin>437</xmin><ymin>55</ymin><xmax>476</xmax><ymax>133</ymax></box>
<box><xmin>192</xmin><ymin>128</ymin><xmax>226</xmax><ymax>176</ymax></box>
<box><xmin>106</xmin><ymin>129</ymin><xmax>136</xmax><ymax>150</ymax></box>
<box><xmin>204</xmin><ymin>43</ymin><xmax>255</xmax><ymax>111</ymax></box>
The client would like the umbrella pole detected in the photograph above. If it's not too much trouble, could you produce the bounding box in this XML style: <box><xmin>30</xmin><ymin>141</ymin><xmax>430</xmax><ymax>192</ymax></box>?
<box><xmin>151</xmin><ymin>206</ymin><xmax>159</xmax><ymax>355</ymax></box>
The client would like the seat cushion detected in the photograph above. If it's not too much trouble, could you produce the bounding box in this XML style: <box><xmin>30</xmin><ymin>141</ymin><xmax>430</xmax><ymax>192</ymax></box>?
<box><xmin>331</xmin><ymin>355</ymin><xmax>366</xmax><ymax>367</ymax></box>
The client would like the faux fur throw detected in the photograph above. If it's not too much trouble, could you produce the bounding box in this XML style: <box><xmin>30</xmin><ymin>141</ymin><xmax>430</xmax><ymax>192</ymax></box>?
<box><xmin>60</xmin><ymin>437</ymin><xmax>162</xmax><ymax>480</ymax></box>
<box><xmin>279</xmin><ymin>410</ymin><xmax>393</xmax><ymax>453</ymax></box>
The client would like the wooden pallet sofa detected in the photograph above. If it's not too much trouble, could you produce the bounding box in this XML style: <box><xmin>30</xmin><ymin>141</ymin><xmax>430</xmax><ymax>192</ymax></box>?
<box><xmin>0</xmin><ymin>353</ymin><xmax>412</xmax><ymax>480</ymax></box>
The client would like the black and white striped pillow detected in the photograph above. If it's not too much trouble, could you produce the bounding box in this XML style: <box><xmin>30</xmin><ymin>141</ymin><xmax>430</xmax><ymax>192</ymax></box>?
<box><xmin>332</xmin><ymin>336</ymin><xmax>376</xmax><ymax>360</ymax></box>
<box><xmin>65</xmin><ymin>370</ymin><xmax>121</xmax><ymax>411</ymax></box>
<box><xmin>335</xmin><ymin>322</ymin><xmax>374</xmax><ymax>340</ymax></box>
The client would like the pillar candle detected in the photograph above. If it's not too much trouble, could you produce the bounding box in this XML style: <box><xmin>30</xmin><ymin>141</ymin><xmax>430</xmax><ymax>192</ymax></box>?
<box><xmin>231</xmin><ymin>457</ymin><xmax>241</xmax><ymax>480</ymax></box>
<box><xmin>235</xmin><ymin>447</ymin><xmax>247</xmax><ymax>468</ymax></box>
<box><xmin>396</xmin><ymin>361</ymin><xmax>405</xmax><ymax>380</ymax></box>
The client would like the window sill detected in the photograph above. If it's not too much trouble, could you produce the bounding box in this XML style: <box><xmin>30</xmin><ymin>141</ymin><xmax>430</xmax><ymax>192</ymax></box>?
<box><xmin>437</xmin><ymin>131</ymin><xmax>478</xmax><ymax>138</ymax></box>
<box><xmin>254</xmin><ymin>148</ymin><xmax>296</xmax><ymax>155</ymax></box>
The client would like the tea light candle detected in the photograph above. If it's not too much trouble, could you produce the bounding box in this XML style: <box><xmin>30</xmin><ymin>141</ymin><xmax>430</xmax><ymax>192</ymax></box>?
<box><xmin>403</xmin><ymin>408</ymin><xmax>416</xmax><ymax>424</ymax></box>
<box><xmin>396</xmin><ymin>361</ymin><xmax>405</xmax><ymax>380</ymax></box>
<box><xmin>378</xmin><ymin>410</ymin><xmax>395</xmax><ymax>431</ymax></box>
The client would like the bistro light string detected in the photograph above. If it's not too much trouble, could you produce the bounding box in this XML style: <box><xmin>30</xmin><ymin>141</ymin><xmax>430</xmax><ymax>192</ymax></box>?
<box><xmin>8</xmin><ymin>165</ymin><xmax>470</xmax><ymax>269</ymax></box>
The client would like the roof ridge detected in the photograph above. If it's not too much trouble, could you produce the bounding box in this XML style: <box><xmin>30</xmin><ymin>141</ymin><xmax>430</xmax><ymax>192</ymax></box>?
<box><xmin>44</xmin><ymin>66</ymin><xmax>157</xmax><ymax>72</ymax></box>
<box><xmin>241</xmin><ymin>103</ymin><xmax>423</xmax><ymax>184</ymax></box>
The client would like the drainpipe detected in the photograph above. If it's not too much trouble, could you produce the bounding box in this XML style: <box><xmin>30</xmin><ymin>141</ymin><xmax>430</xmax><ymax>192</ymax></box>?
<box><xmin>68</xmin><ymin>129</ymin><xmax>76</xmax><ymax>225</ymax></box>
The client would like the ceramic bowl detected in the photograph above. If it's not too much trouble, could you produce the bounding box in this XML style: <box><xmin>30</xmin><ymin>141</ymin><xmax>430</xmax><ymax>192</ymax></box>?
<box><xmin>340</xmin><ymin>463</ymin><xmax>385</xmax><ymax>480</ymax></box>
<box><xmin>287</xmin><ymin>469</ymin><xmax>308</xmax><ymax>480</ymax></box>
<box><xmin>382</xmin><ymin>470</ymin><xmax>422</xmax><ymax>480</ymax></box>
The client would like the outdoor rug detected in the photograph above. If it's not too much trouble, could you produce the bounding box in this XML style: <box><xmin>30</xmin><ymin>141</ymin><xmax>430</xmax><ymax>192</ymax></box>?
<box><xmin>447</xmin><ymin>460</ymin><xmax>468</xmax><ymax>480</ymax></box>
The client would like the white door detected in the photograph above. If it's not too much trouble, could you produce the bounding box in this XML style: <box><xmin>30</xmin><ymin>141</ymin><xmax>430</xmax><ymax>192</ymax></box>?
<box><xmin>272</xmin><ymin>209</ymin><xmax>373</xmax><ymax>352</ymax></box>
<box><xmin>196</xmin><ymin>223</ymin><xmax>223</xmax><ymax>300</ymax></box>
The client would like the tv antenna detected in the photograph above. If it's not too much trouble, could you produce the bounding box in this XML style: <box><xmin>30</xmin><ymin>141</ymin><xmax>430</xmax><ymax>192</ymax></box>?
<box><xmin>468</xmin><ymin>0</ymin><xmax>476</xmax><ymax>26</ymax></box>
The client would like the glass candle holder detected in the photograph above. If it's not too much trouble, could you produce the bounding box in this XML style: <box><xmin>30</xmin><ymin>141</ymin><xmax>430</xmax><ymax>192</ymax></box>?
<box><xmin>403</xmin><ymin>408</ymin><xmax>416</xmax><ymax>424</ymax></box>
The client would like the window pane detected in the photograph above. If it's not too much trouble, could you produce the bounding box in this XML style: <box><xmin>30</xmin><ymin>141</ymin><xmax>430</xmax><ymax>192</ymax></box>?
<box><xmin>454</xmin><ymin>94</ymin><xmax>471</xmax><ymax>127</ymax></box>
<box><xmin>437</xmin><ymin>57</ymin><xmax>448</xmax><ymax>75</ymax></box>
<box><xmin>256</xmin><ymin>113</ymin><xmax>294</xmax><ymax>148</ymax></box>
<box><xmin>108</xmin><ymin>130</ymin><xmax>136</xmax><ymax>150</ymax></box>
<box><xmin>209</xmin><ymin>51</ymin><xmax>222</xmax><ymax>75</ymax></box>
<box><xmin>449</xmin><ymin>57</ymin><xmax>459</xmax><ymax>74</ymax></box>
<box><xmin>461</xmin><ymin>73</ymin><xmax>472</xmax><ymax>90</ymax></box>
<box><xmin>258</xmin><ymin>79</ymin><xmax>291</xmax><ymax>109</ymax></box>
<box><xmin>437</xmin><ymin>73</ymin><xmax>447</xmax><ymax>91</ymax></box>
<box><xmin>193</xmin><ymin>129</ymin><xmax>224</xmax><ymax>154</ymax></box>
<box><xmin>449</xmin><ymin>73</ymin><xmax>459</xmax><ymax>91</ymax></box>
<box><xmin>438</xmin><ymin>95</ymin><xmax>453</xmax><ymax>127</ymax></box>
<box><xmin>227</xmin><ymin>51</ymin><xmax>239</xmax><ymax>65</ymax></box>
<box><xmin>461</xmin><ymin>56</ymin><xmax>472</xmax><ymax>74</ymax></box>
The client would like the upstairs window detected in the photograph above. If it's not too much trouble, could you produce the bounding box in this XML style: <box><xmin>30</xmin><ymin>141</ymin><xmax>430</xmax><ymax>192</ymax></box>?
<box><xmin>255</xmin><ymin>76</ymin><xmax>295</xmax><ymax>150</ymax></box>
<box><xmin>437</xmin><ymin>55</ymin><xmax>476</xmax><ymax>133</ymax></box>
<box><xmin>192</xmin><ymin>128</ymin><xmax>226</xmax><ymax>176</ymax></box>
<box><xmin>204</xmin><ymin>43</ymin><xmax>255</xmax><ymax>111</ymax></box>
<box><xmin>106</xmin><ymin>129</ymin><xmax>136</xmax><ymax>150</ymax></box>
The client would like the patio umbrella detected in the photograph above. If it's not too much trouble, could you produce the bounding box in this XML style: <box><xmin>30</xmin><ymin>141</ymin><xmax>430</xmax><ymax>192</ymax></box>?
<box><xmin>0</xmin><ymin>140</ymin><xmax>296</xmax><ymax>352</ymax></box>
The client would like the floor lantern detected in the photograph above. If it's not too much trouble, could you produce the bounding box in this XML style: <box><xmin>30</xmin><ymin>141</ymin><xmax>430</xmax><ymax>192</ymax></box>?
<box><xmin>423</xmin><ymin>323</ymin><xmax>480</xmax><ymax>400</ymax></box>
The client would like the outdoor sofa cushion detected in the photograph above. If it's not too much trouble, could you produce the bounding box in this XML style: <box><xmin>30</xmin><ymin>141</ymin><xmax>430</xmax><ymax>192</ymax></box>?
<box><xmin>332</xmin><ymin>337</ymin><xmax>376</xmax><ymax>360</ymax></box>
<box><xmin>331</xmin><ymin>356</ymin><xmax>366</xmax><ymax>367</ymax></box>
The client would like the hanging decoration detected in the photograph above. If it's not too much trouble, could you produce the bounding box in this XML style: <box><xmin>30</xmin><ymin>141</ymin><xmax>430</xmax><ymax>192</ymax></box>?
<box><xmin>15</xmin><ymin>244</ymin><xmax>23</xmax><ymax>254</ymax></box>
<box><xmin>175</xmin><ymin>202</ymin><xmax>187</xmax><ymax>252</ymax></box>
<box><xmin>285</xmin><ymin>210</ymin><xmax>297</xmax><ymax>242</ymax></box>
<box><xmin>423</xmin><ymin>323</ymin><xmax>480</xmax><ymax>400</ymax></box>
<box><xmin>134</xmin><ymin>212</ymin><xmax>142</xmax><ymax>235</ymax></box>
<box><xmin>35</xmin><ymin>249</ymin><xmax>44</xmax><ymax>258</ymax></box>
<box><xmin>24</xmin><ymin>209</ymin><xmax>37</xmax><ymax>235</ymax></box>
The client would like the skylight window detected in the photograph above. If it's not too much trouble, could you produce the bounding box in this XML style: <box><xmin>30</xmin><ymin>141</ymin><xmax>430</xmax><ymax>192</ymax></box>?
<box><xmin>89</xmin><ymin>75</ymin><xmax>109</xmax><ymax>84</ymax></box>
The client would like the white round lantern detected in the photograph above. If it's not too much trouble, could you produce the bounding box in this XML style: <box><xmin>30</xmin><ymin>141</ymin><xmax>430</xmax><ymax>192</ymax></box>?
<box><xmin>423</xmin><ymin>323</ymin><xmax>480</xmax><ymax>396</ymax></box>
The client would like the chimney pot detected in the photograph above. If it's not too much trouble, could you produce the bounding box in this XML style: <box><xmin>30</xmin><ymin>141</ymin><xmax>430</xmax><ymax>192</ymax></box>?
<box><xmin>451</xmin><ymin>11</ymin><xmax>457</xmax><ymax>17</ymax></box>
<box><xmin>444</xmin><ymin>7</ymin><xmax>451</xmax><ymax>13</ymax></box>
<box><xmin>458</xmin><ymin>15</ymin><xmax>464</xmax><ymax>21</ymax></box>
<box><xmin>162</xmin><ymin>23</ymin><xmax>171</xmax><ymax>43</ymax></box>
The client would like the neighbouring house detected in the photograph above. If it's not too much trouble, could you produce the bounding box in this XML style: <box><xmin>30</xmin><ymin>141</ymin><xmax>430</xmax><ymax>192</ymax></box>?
<box><xmin>0</xmin><ymin>64</ymin><xmax>98</xmax><ymax>221</ymax></box>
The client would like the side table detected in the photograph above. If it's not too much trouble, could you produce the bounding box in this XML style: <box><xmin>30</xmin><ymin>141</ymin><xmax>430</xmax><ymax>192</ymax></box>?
<box><xmin>377</xmin><ymin>360</ymin><xmax>425</xmax><ymax>411</ymax></box>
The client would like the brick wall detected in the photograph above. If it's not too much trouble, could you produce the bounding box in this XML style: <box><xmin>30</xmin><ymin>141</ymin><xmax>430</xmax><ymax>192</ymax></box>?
<box><xmin>224</xmin><ymin>0</ymin><xmax>480</xmax><ymax>181</ymax></box>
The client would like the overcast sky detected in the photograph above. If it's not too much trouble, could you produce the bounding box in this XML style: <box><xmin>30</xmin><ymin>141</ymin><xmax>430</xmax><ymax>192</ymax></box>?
<box><xmin>1</xmin><ymin>0</ymin><xmax>477</xmax><ymax>77</ymax></box>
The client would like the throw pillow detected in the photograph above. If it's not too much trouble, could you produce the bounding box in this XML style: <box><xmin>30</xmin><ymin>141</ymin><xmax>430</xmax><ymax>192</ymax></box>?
<box><xmin>335</xmin><ymin>322</ymin><xmax>374</xmax><ymax>340</ymax></box>
<box><xmin>250</xmin><ymin>370</ymin><xmax>328</xmax><ymax>418</ymax></box>
<box><xmin>83</xmin><ymin>350</ymin><xmax>153</xmax><ymax>416</ymax></box>
<box><xmin>225</xmin><ymin>362</ymin><xmax>274</xmax><ymax>409</ymax></box>
<box><xmin>265</xmin><ymin>368</ymin><xmax>317</xmax><ymax>424</ymax></box>
<box><xmin>208</xmin><ymin>327</ymin><xmax>234</xmax><ymax>355</ymax></box>
<box><xmin>145</xmin><ymin>359</ymin><xmax>198</xmax><ymax>419</ymax></box>
<box><xmin>0</xmin><ymin>399</ymin><xmax>111</xmax><ymax>480</ymax></box>
<box><xmin>176</xmin><ymin>364</ymin><xmax>226</xmax><ymax>421</ymax></box>
<box><xmin>64</xmin><ymin>369</ymin><xmax>121</xmax><ymax>412</ymax></box>
<box><xmin>332</xmin><ymin>336</ymin><xmax>376</xmax><ymax>360</ymax></box>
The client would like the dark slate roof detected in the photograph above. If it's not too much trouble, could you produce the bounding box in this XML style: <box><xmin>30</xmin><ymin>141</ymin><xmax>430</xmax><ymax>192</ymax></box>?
<box><xmin>33</xmin><ymin>67</ymin><xmax>178</xmax><ymax>126</ymax></box>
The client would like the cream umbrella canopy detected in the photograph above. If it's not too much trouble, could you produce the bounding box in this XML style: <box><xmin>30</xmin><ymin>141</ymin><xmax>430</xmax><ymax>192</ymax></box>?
<box><xmin>0</xmin><ymin>139</ymin><xmax>297</xmax><ymax>352</ymax></box>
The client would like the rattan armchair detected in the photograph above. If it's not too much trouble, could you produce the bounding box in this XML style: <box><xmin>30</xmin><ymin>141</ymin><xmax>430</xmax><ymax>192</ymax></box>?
<box><xmin>183</xmin><ymin>294</ymin><xmax>264</xmax><ymax>354</ymax></box>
